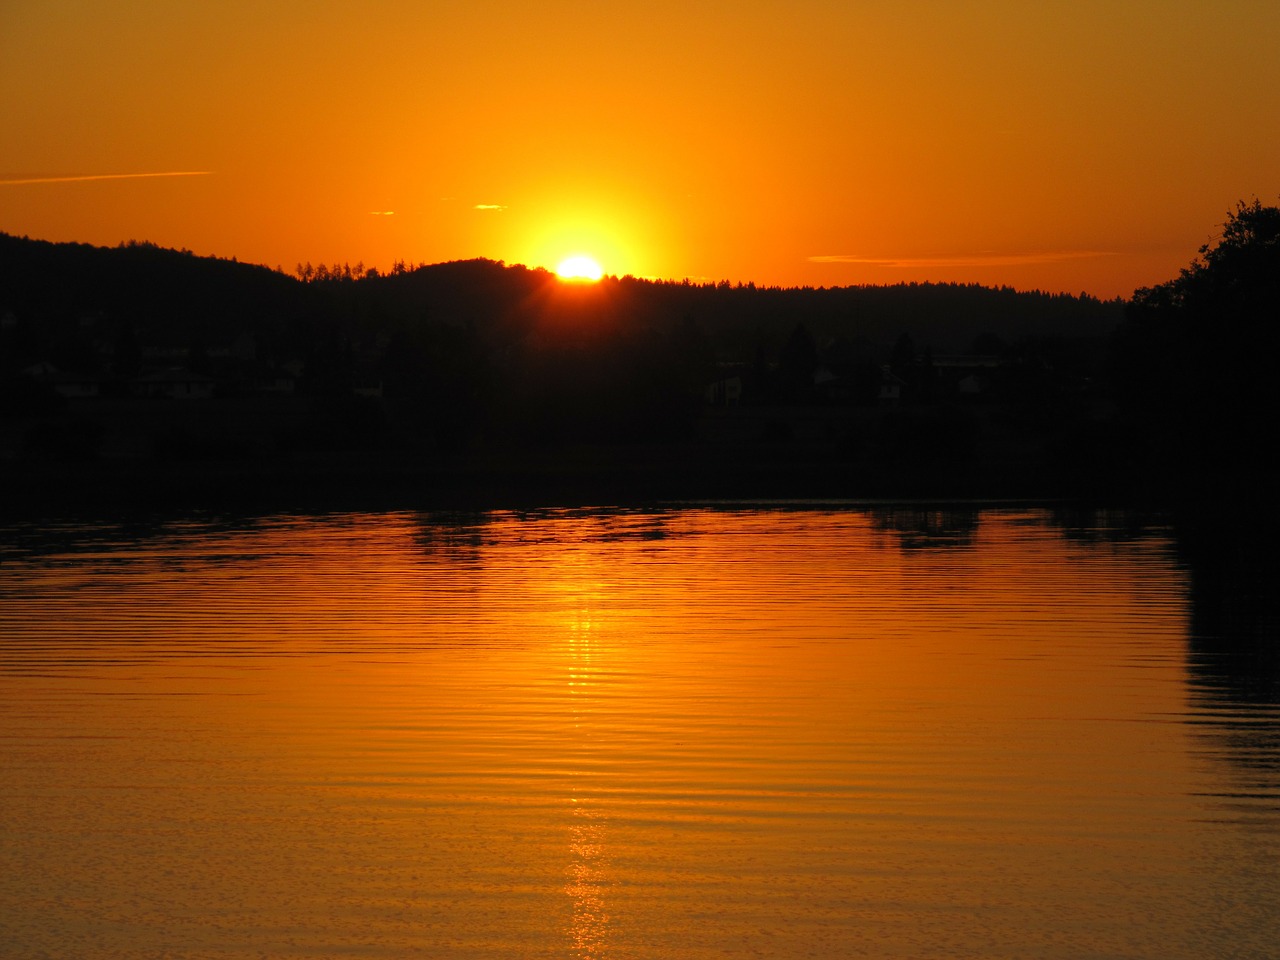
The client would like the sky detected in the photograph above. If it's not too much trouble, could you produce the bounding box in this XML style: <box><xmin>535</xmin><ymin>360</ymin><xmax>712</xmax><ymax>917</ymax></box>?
<box><xmin>2</xmin><ymin>0</ymin><xmax>1278</xmax><ymax>298</ymax></box>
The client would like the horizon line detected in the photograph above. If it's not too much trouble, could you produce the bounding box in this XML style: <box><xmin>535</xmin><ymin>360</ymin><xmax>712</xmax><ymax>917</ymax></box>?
<box><xmin>0</xmin><ymin>232</ymin><xmax>1125</xmax><ymax>299</ymax></box>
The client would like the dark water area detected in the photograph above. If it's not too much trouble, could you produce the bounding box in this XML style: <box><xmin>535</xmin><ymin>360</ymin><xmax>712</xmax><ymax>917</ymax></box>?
<box><xmin>1</xmin><ymin>504</ymin><xmax>1277</xmax><ymax>959</ymax></box>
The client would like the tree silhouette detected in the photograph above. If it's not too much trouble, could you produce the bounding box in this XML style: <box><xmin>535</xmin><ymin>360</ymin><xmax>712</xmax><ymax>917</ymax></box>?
<box><xmin>1120</xmin><ymin>200</ymin><xmax>1280</xmax><ymax>493</ymax></box>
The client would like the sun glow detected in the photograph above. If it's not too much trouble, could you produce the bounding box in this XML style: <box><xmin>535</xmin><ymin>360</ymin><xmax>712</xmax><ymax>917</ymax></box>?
<box><xmin>556</xmin><ymin>255</ymin><xmax>604</xmax><ymax>282</ymax></box>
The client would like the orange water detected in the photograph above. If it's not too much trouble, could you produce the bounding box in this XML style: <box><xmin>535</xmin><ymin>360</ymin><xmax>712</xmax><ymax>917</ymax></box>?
<box><xmin>2</xmin><ymin>506</ymin><xmax>1276</xmax><ymax>959</ymax></box>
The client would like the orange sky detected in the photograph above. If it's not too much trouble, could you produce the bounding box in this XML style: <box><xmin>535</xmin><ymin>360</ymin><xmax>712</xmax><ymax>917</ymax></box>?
<box><xmin>2</xmin><ymin>1</ymin><xmax>1277</xmax><ymax>298</ymax></box>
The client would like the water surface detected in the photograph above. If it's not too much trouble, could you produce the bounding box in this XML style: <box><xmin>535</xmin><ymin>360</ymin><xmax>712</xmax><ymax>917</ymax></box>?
<box><xmin>2</xmin><ymin>505</ymin><xmax>1277</xmax><ymax>959</ymax></box>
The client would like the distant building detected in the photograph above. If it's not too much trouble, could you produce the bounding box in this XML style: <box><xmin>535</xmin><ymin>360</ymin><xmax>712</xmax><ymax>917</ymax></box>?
<box><xmin>254</xmin><ymin>370</ymin><xmax>297</xmax><ymax>396</ymax></box>
<box><xmin>133</xmin><ymin>368</ymin><xmax>218</xmax><ymax>400</ymax></box>
<box><xmin>877</xmin><ymin>366</ymin><xmax>906</xmax><ymax>407</ymax></box>
<box><xmin>934</xmin><ymin>354</ymin><xmax>1001</xmax><ymax>399</ymax></box>
<box><xmin>813</xmin><ymin>365</ymin><xmax>859</xmax><ymax>403</ymax></box>
<box><xmin>22</xmin><ymin>361</ymin><xmax>101</xmax><ymax>399</ymax></box>
<box><xmin>141</xmin><ymin>343</ymin><xmax>192</xmax><ymax>363</ymax></box>
<box><xmin>705</xmin><ymin>375</ymin><xmax>743</xmax><ymax>406</ymax></box>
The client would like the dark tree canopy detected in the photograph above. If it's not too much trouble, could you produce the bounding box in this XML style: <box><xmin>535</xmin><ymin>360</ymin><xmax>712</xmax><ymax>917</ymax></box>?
<box><xmin>1120</xmin><ymin>200</ymin><xmax>1280</xmax><ymax>493</ymax></box>
<box><xmin>1132</xmin><ymin>199</ymin><xmax>1280</xmax><ymax>316</ymax></box>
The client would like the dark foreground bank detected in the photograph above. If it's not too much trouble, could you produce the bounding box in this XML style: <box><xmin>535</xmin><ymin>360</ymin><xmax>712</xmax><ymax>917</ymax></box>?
<box><xmin>4</xmin><ymin>389</ymin><xmax>1267</xmax><ymax>517</ymax></box>
<box><xmin>0</xmin><ymin>437</ymin><xmax>1169</xmax><ymax>519</ymax></box>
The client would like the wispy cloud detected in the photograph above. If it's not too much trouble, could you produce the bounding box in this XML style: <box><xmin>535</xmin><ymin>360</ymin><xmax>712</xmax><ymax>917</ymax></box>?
<box><xmin>474</xmin><ymin>203</ymin><xmax>506</xmax><ymax>211</ymax></box>
<box><xmin>0</xmin><ymin>171</ymin><xmax>213</xmax><ymax>186</ymax></box>
<box><xmin>369</xmin><ymin>210</ymin><xmax>395</xmax><ymax>216</ymax></box>
<box><xmin>809</xmin><ymin>250</ymin><xmax>1113</xmax><ymax>268</ymax></box>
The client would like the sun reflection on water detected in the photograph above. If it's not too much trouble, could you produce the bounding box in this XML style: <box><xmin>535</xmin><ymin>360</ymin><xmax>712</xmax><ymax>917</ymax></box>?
<box><xmin>566</xmin><ymin>800</ymin><xmax>610</xmax><ymax>959</ymax></box>
<box><xmin>562</xmin><ymin>556</ymin><xmax>611</xmax><ymax>958</ymax></box>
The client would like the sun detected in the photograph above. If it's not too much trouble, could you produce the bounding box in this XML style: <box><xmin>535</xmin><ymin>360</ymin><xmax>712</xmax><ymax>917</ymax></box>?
<box><xmin>555</xmin><ymin>254</ymin><xmax>604</xmax><ymax>282</ymax></box>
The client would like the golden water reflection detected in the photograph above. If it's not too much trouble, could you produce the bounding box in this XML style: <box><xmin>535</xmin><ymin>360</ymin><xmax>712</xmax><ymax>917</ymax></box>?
<box><xmin>1</xmin><ymin>506</ymin><xmax>1277</xmax><ymax>959</ymax></box>
<box><xmin>566</xmin><ymin>801</ymin><xmax>610</xmax><ymax>959</ymax></box>
<box><xmin>565</xmin><ymin>573</ymin><xmax>610</xmax><ymax>959</ymax></box>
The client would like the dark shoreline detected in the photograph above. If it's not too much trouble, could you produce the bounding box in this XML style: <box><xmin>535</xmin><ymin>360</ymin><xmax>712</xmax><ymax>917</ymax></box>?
<box><xmin>1</xmin><ymin>442</ymin><xmax>1157</xmax><ymax>520</ymax></box>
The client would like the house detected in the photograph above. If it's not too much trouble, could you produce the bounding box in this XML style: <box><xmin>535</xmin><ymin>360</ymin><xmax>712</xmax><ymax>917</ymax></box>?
<box><xmin>22</xmin><ymin>361</ymin><xmax>101</xmax><ymax>398</ymax></box>
<box><xmin>254</xmin><ymin>370</ymin><xmax>297</xmax><ymax>395</ymax></box>
<box><xmin>705</xmin><ymin>375</ymin><xmax>743</xmax><ymax>406</ymax></box>
<box><xmin>133</xmin><ymin>368</ymin><xmax>218</xmax><ymax>400</ymax></box>
<box><xmin>877</xmin><ymin>365</ymin><xmax>906</xmax><ymax>407</ymax></box>
<box><xmin>933</xmin><ymin>354</ymin><xmax>1000</xmax><ymax>399</ymax></box>
<box><xmin>957</xmin><ymin>373</ymin><xmax>990</xmax><ymax>398</ymax></box>
<box><xmin>813</xmin><ymin>365</ymin><xmax>859</xmax><ymax>403</ymax></box>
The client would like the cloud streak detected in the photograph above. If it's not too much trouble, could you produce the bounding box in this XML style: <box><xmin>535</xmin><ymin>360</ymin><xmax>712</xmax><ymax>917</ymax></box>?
<box><xmin>0</xmin><ymin>171</ymin><xmax>213</xmax><ymax>186</ymax></box>
<box><xmin>473</xmin><ymin>203</ymin><xmax>506</xmax><ymax>211</ymax></box>
<box><xmin>809</xmin><ymin>250</ymin><xmax>1113</xmax><ymax>268</ymax></box>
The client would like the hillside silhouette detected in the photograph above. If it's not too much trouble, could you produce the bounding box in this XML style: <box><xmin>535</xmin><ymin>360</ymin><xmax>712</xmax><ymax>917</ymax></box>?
<box><xmin>6</xmin><ymin>232</ymin><xmax>1117</xmax><ymax>351</ymax></box>
<box><xmin>2</xmin><ymin>221</ymin><xmax>1260</xmax><ymax>511</ymax></box>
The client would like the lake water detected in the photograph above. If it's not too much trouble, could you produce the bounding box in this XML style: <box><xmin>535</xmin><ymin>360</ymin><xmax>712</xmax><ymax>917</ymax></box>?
<box><xmin>2</xmin><ymin>504</ymin><xmax>1277</xmax><ymax>959</ymax></box>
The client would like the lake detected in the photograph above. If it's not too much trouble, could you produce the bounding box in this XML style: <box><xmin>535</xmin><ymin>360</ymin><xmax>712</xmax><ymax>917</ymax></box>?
<box><xmin>2</xmin><ymin>504</ymin><xmax>1277</xmax><ymax>959</ymax></box>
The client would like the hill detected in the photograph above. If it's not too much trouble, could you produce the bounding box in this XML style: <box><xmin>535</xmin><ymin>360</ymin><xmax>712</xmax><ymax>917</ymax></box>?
<box><xmin>2</xmin><ymin>233</ymin><xmax>1122</xmax><ymax>355</ymax></box>
<box><xmin>1</xmin><ymin>233</ymin><xmax>1133</xmax><ymax>511</ymax></box>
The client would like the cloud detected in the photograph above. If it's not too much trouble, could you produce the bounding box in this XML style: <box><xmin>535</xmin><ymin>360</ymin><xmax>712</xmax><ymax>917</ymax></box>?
<box><xmin>808</xmin><ymin>250</ymin><xmax>1114</xmax><ymax>268</ymax></box>
<box><xmin>369</xmin><ymin>210</ymin><xmax>395</xmax><ymax>216</ymax></box>
<box><xmin>473</xmin><ymin>203</ymin><xmax>506</xmax><ymax>211</ymax></box>
<box><xmin>0</xmin><ymin>171</ymin><xmax>212</xmax><ymax>186</ymax></box>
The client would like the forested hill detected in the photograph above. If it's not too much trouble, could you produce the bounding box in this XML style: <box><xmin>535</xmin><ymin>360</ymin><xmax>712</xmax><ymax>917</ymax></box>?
<box><xmin>1</xmin><ymin>233</ymin><xmax>1123</xmax><ymax>356</ymax></box>
<box><xmin>4</xmin><ymin>207</ymin><xmax>1272</xmax><ymax>510</ymax></box>
<box><xmin>0</xmin><ymin>234</ymin><xmax>300</xmax><ymax>329</ymax></box>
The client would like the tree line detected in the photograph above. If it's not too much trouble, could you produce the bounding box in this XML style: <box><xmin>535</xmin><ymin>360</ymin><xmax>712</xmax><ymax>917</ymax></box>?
<box><xmin>2</xmin><ymin>201</ymin><xmax>1275</xmax><ymax>505</ymax></box>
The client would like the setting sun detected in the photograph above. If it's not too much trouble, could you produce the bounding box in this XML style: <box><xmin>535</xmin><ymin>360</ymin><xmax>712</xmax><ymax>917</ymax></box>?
<box><xmin>555</xmin><ymin>255</ymin><xmax>604</xmax><ymax>282</ymax></box>
<box><xmin>3</xmin><ymin>2</ymin><xmax>1277</xmax><ymax>298</ymax></box>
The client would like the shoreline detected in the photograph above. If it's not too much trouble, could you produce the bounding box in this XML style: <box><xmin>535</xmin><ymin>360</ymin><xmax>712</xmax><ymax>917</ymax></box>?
<box><xmin>1</xmin><ymin>442</ymin><xmax>1151</xmax><ymax>519</ymax></box>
